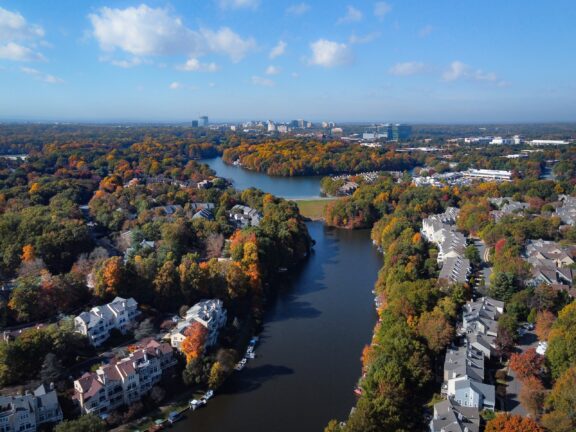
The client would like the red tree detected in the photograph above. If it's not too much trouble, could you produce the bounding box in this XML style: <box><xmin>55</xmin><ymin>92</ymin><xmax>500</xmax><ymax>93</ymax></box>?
<box><xmin>181</xmin><ymin>321</ymin><xmax>207</xmax><ymax>363</ymax></box>
<box><xmin>486</xmin><ymin>413</ymin><xmax>543</xmax><ymax>432</ymax></box>
<box><xmin>509</xmin><ymin>348</ymin><xmax>544</xmax><ymax>380</ymax></box>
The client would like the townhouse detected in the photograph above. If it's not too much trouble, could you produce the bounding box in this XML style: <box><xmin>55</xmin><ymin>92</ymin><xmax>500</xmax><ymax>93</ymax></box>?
<box><xmin>0</xmin><ymin>384</ymin><xmax>63</xmax><ymax>432</ymax></box>
<box><xmin>74</xmin><ymin>339</ymin><xmax>176</xmax><ymax>415</ymax></box>
<box><xmin>170</xmin><ymin>299</ymin><xmax>227</xmax><ymax>350</ymax></box>
<box><xmin>228</xmin><ymin>205</ymin><xmax>262</xmax><ymax>228</ymax></box>
<box><xmin>74</xmin><ymin>297</ymin><xmax>139</xmax><ymax>346</ymax></box>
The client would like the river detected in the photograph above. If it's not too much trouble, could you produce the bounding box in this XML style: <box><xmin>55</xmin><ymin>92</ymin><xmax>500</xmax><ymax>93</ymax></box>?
<box><xmin>171</xmin><ymin>158</ymin><xmax>382</xmax><ymax>431</ymax></box>
<box><xmin>200</xmin><ymin>157</ymin><xmax>323</xmax><ymax>199</ymax></box>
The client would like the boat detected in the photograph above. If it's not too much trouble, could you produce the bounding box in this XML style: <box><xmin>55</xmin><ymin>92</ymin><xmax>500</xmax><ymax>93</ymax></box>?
<box><xmin>354</xmin><ymin>387</ymin><xmax>363</xmax><ymax>396</ymax></box>
<box><xmin>201</xmin><ymin>389</ymin><xmax>214</xmax><ymax>402</ymax></box>
<box><xmin>189</xmin><ymin>399</ymin><xmax>206</xmax><ymax>410</ymax></box>
<box><xmin>234</xmin><ymin>358</ymin><xmax>247</xmax><ymax>371</ymax></box>
<box><xmin>246</xmin><ymin>350</ymin><xmax>256</xmax><ymax>359</ymax></box>
<box><xmin>167</xmin><ymin>412</ymin><xmax>181</xmax><ymax>424</ymax></box>
<box><xmin>249</xmin><ymin>336</ymin><xmax>259</xmax><ymax>346</ymax></box>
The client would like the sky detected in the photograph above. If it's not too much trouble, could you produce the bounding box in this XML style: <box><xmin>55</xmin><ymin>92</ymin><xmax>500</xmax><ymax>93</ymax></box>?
<box><xmin>0</xmin><ymin>0</ymin><xmax>575</xmax><ymax>123</ymax></box>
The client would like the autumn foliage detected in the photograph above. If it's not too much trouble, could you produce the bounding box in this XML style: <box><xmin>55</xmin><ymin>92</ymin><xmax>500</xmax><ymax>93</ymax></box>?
<box><xmin>509</xmin><ymin>348</ymin><xmax>544</xmax><ymax>380</ymax></box>
<box><xmin>181</xmin><ymin>322</ymin><xmax>207</xmax><ymax>363</ymax></box>
<box><xmin>485</xmin><ymin>413</ymin><xmax>543</xmax><ymax>432</ymax></box>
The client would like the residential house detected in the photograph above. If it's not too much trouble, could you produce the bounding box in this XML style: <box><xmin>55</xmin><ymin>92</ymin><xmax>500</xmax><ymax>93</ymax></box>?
<box><xmin>439</xmin><ymin>256</ymin><xmax>471</xmax><ymax>285</ymax></box>
<box><xmin>555</xmin><ymin>195</ymin><xmax>576</xmax><ymax>225</ymax></box>
<box><xmin>170</xmin><ymin>299</ymin><xmax>227</xmax><ymax>350</ymax></box>
<box><xmin>489</xmin><ymin>197</ymin><xmax>528</xmax><ymax>222</ymax></box>
<box><xmin>228</xmin><ymin>205</ymin><xmax>262</xmax><ymax>228</ymax></box>
<box><xmin>192</xmin><ymin>208</ymin><xmax>214</xmax><ymax>221</ymax></box>
<box><xmin>0</xmin><ymin>384</ymin><xmax>63</xmax><ymax>432</ymax></box>
<box><xmin>524</xmin><ymin>239</ymin><xmax>575</xmax><ymax>287</ymax></box>
<box><xmin>74</xmin><ymin>339</ymin><xmax>176</xmax><ymax>415</ymax></box>
<box><xmin>443</xmin><ymin>345</ymin><xmax>485</xmax><ymax>383</ymax></box>
<box><xmin>462</xmin><ymin>297</ymin><xmax>504</xmax><ymax>360</ymax></box>
<box><xmin>447</xmin><ymin>377</ymin><xmax>495</xmax><ymax>410</ymax></box>
<box><xmin>430</xmin><ymin>398</ymin><xmax>480</xmax><ymax>432</ymax></box>
<box><xmin>74</xmin><ymin>297</ymin><xmax>139</xmax><ymax>346</ymax></box>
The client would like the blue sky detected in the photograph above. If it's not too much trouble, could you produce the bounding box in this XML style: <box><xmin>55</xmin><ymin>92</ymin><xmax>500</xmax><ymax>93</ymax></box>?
<box><xmin>0</xmin><ymin>0</ymin><xmax>575</xmax><ymax>123</ymax></box>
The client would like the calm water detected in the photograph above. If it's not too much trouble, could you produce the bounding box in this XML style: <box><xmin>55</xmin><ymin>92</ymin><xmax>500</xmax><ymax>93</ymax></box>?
<box><xmin>173</xmin><ymin>222</ymin><xmax>381</xmax><ymax>432</ymax></box>
<box><xmin>200</xmin><ymin>157</ymin><xmax>323</xmax><ymax>199</ymax></box>
<box><xmin>171</xmin><ymin>158</ymin><xmax>381</xmax><ymax>431</ymax></box>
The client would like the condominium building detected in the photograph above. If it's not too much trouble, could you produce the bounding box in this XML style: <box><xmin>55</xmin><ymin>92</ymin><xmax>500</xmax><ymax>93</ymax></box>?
<box><xmin>0</xmin><ymin>384</ymin><xmax>63</xmax><ymax>432</ymax></box>
<box><xmin>170</xmin><ymin>299</ymin><xmax>227</xmax><ymax>350</ymax></box>
<box><xmin>74</xmin><ymin>339</ymin><xmax>176</xmax><ymax>415</ymax></box>
<box><xmin>74</xmin><ymin>297</ymin><xmax>139</xmax><ymax>346</ymax></box>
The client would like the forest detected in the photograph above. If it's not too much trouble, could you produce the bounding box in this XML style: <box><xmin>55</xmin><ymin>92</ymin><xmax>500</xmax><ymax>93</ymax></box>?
<box><xmin>0</xmin><ymin>125</ymin><xmax>312</xmax><ymax>427</ymax></box>
<box><xmin>222</xmin><ymin>139</ymin><xmax>421</xmax><ymax>176</ymax></box>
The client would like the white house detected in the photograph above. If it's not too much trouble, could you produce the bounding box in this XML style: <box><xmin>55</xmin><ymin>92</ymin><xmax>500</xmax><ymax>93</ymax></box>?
<box><xmin>74</xmin><ymin>297</ymin><xmax>139</xmax><ymax>346</ymax></box>
<box><xmin>170</xmin><ymin>299</ymin><xmax>227</xmax><ymax>350</ymax></box>
<box><xmin>447</xmin><ymin>377</ymin><xmax>495</xmax><ymax>410</ymax></box>
<box><xmin>0</xmin><ymin>384</ymin><xmax>63</xmax><ymax>432</ymax></box>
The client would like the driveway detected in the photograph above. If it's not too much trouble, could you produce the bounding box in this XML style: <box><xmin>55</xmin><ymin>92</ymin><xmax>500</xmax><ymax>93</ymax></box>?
<box><xmin>505</xmin><ymin>328</ymin><xmax>539</xmax><ymax>415</ymax></box>
<box><xmin>473</xmin><ymin>239</ymin><xmax>492</xmax><ymax>294</ymax></box>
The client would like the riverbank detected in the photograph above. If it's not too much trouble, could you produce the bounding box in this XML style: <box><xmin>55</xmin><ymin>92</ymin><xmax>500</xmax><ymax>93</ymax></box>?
<box><xmin>294</xmin><ymin>198</ymin><xmax>339</xmax><ymax>220</ymax></box>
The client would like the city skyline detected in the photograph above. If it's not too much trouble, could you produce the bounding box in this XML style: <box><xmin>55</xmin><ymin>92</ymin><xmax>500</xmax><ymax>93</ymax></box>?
<box><xmin>1</xmin><ymin>0</ymin><xmax>575</xmax><ymax>123</ymax></box>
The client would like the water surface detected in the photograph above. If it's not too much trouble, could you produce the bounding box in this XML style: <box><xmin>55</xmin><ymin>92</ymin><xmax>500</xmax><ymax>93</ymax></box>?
<box><xmin>173</xmin><ymin>222</ymin><xmax>381</xmax><ymax>432</ymax></box>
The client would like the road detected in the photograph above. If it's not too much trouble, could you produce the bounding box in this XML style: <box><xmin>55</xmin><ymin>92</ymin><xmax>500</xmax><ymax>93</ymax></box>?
<box><xmin>473</xmin><ymin>239</ymin><xmax>492</xmax><ymax>294</ymax></box>
<box><xmin>505</xmin><ymin>328</ymin><xmax>539</xmax><ymax>416</ymax></box>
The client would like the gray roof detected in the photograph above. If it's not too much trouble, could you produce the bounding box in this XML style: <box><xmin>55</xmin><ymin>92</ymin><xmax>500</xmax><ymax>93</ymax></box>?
<box><xmin>444</xmin><ymin>345</ymin><xmax>484</xmax><ymax>382</ymax></box>
<box><xmin>439</xmin><ymin>257</ymin><xmax>470</xmax><ymax>284</ymax></box>
<box><xmin>431</xmin><ymin>399</ymin><xmax>480</xmax><ymax>432</ymax></box>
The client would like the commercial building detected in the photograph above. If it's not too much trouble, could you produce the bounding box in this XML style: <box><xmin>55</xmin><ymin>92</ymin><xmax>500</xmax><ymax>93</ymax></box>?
<box><xmin>462</xmin><ymin>169</ymin><xmax>512</xmax><ymax>181</ymax></box>
<box><xmin>199</xmin><ymin>116</ymin><xmax>209</xmax><ymax>127</ymax></box>
<box><xmin>528</xmin><ymin>139</ymin><xmax>569</xmax><ymax>146</ymax></box>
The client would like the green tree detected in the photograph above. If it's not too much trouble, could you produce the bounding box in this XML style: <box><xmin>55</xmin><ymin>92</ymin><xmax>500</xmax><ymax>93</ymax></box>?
<box><xmin>54</xmin><ymin>415</ymin><xmax>106</xmax><ymax>432</ymax></box>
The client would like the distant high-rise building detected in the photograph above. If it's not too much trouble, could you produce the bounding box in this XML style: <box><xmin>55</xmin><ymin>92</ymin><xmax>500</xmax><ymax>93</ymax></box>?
<box><xmin>200</xmin><ymin>116</ymin><xmax>209</xmax><ymax>127</ymax></box>
<box><xmin>267</xmin><ymin>120</ymin><xmax>277</xmax><ymax>132</ymax></box>
<box><xmin>391</xmin><ymin>124</ymin><xmax>411</xmax><ymax>141</ymax></box>
<box><xmin>297</xmin><ymin>119</ymin><xmax>305</xmax><ymax>128</ymax></box>
<box><xmin>191</xmin><ymin>120</ymin><xmax>199</xmax><ymax>128</ymax></box>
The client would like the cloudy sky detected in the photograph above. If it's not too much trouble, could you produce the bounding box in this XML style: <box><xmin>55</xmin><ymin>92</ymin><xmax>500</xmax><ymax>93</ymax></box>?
<box><xmin>0</xmin><ymin>0</ymin><xmax>575</xmax><ymax>123</ymax></box>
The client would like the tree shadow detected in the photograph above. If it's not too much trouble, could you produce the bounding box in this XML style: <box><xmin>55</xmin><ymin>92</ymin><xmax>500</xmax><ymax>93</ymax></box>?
<box><xmin>219</xmin><ymin>364</ymin><xmax>295</xmax><ymax>395</ymax></box>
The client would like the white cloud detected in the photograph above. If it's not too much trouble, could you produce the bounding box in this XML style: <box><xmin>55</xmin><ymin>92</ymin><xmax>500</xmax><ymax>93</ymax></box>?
<box><xmin>217</xmin><ymin>0</ymin><xmax>259</xmax><ymax>10</ymax></box>
<box><xmin>169</xmin><ymin>81</ymin><xmax>182</xmax><ymax>90</ymax></box>
<box><xmin>0</xmin><ymin>7</ymin><xmax>44</xmax><ymax>41</ymax></box>
<box><xmin>337</xmin><ymin>6</ymin><xmax>363</xmax><ymax>24</ymax></box>
<box><xmin>443</xmin><ymin>61</ymin><xmax>468</xmax><ymax>81</ymax></box>
<box><xmin>200</xmin><ymin>27</ymin><xmax>256</xmax><ymax>63</ymax></box>
<box><xmin>291</xmin><ymin>72</ymin><xmax>300</xmax><ymax>79</ymax></box>
<box><xmin>88</xmin><ymin>5</ymin><xmax>255</xmax><ymax>64</ymax></box>
<box><xmin>251</xmin><ymin>75</ymin><xmax>274</xmax><ymax>87</ymax></box>
<box><xmin>349</xmin><ymin>32</ymin><xmax>380</xmax><ymax>45</ymax></box>
<box><xmin>443</xmin><ymin>60</ymin><xmax>500</xmax><ymax>83</ymax></box>
<box><xmin>389</xmin><ymin>61</ymin><xmax>426</xmax><ymax>76</ymax></box>
<box><xmin>265</xmin><ymin>65</ymin><xmax>281</xmax><ymax>75</ymax></box>
<box><xmin>20</xmin><ymin>66</ymin><xmax>63</xmax><ymax>84</ymax></box>
<box><xmin>179</xmin><ymin>58</ymin><xmax>219</xmax><ymax>72</ymax></box>
<box><xmin>419</xmin><ymin>25</ymin><xmax>433</xmax><ymax>38</ymax></box>
<box><xmin>0</xmin><ymin>42</ymin><xmax>45</xmax><ymax>61</ymax></box>
<box><xmin>269</xmin><ymin>40</ymin><xmax>287</xmax><ymax>59</ymax></box>
<box><xmin>374</xmin><ymin>2</ymin><xmax>392</xmax><ymax>20</ymax></box>
<box><xmin>108</xmin><ymin>57</ymin><xmax>144</xmax><ymax>68</ymax></box>
<box><xmin>309</xmin><ymin>39</ymin><xmax>354</xmax><ymax>68</ymax></box>
<box><xmin>0</xmin><ymin>7</ymin><xmax>46</xmax><ymax>62</ymax></box>
<box><xmin>286</xmin><ymin>3</ymin><xmax>310</xmax><ymax>16</ymax></box>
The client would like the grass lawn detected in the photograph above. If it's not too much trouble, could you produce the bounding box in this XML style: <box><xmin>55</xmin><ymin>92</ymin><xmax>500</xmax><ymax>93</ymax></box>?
<box><xmin>294</xmin><ymin>199</ymin><xmax>338</xmax><ymax>220</ymax></box>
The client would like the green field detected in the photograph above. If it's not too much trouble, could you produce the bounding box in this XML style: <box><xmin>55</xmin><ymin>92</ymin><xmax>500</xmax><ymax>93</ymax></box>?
<box><xmin>294</xmin><ymin>199</ymin><xmax>338</xmax><ymax>220</ymax></box>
